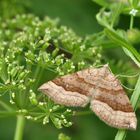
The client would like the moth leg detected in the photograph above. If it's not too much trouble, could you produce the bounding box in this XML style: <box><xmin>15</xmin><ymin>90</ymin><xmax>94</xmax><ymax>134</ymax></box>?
<box><xmin>39</xmin><ymin>81</ymin><xmax>90</xmax><ymax>107</ymax></box>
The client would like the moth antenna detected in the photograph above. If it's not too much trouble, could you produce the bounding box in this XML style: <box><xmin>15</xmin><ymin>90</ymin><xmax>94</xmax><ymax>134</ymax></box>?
<box><xmin>92</xmin><ymin>63</ymin><xmax>109</xmax><ymax>69</ymax></box>
<box><xmin>116</xmin><ymin>72</ymin><xmax>140</xmax><ymax>78</ymax></box>
<box><xmin>121</xmin><ymin>83</ymin><xmax>135</xmax><ymax>91</ymax></box>
<box><xmin>105</xmin><ymin>63</ymin><xmax>114</xmax><ymax>73</ymax></box>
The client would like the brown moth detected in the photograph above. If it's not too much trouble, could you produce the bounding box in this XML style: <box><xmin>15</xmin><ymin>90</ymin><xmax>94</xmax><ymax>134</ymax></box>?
<box><xmin>38</xmin><ymin>64</ymin><xmax>137</xmax><ymax>130</ymax></box>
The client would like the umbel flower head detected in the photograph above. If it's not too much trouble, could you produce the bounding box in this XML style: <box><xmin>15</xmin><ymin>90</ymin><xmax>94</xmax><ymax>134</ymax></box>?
<box><xmin>0</xmin><ymin>14</ymin><xmax>102</xmax><ymax>128</ymax></box>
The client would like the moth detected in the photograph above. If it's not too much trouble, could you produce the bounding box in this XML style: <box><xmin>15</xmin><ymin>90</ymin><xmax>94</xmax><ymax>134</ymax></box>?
<box><xmin>38</xmin><ymin>64</ymin><xmax>137</xmax><ymax>130</ymax></box>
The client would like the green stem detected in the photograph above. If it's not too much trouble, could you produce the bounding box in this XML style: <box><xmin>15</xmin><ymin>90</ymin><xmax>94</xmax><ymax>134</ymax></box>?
<box><xmin>115</xmin><ymin>75</ymin><xmax>140</xmax><ymax>140</ymax></box>
<box><xmin>130</xmin><ymin>15</ymin><xmax>134</xmax><ymax>29</ymax></box>
<box><xmin>131</xmin><ymin>75</ymin><xmax>140</xmax><ymax>110</ymax></box>
<box><xmin>115</xmin><ymin>131</ymin><xmax>127</xmax><ymax>140</ymax></box>
<box><xmin>14</xmin><ymin>115</ymin><xmax>25</xmax><ymax>140</ymax></box>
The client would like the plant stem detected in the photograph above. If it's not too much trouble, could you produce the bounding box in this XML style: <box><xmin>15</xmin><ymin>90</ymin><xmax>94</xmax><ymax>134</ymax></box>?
<box><xmin>14</xmin><ymin>115</ymin><xmax>25</xmax><ymax>140</ymax></box>
<box><xmin>130</xmin><ymin>15</ymin><xmax>134</xmax><ymax>29</ymax></box>
<box><xmin>130</xmin><ymin>75</ymin><xmax>140</xmax><ymax>110</ymax></box>
<box><xmin>115</xmin><ymin>130</ymin><xmax>127</xmax><ymax>140</ymax></box>
<box><xmin>115</xmin><ymin>75</ymin><xmax>140</xmax><ymax>140</ymax></box>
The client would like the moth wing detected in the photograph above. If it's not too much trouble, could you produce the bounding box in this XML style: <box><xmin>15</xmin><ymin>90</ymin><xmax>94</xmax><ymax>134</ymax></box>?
<box><xmin>38</xmin><ymin>72</ymin><xmax>91</xmax><ymax>107</ymax></box>
<box><xmin>39</xmin><ymin>65</ymin><xmax>137</xmax><ymax>130</ymax></box>
<box><xmin>89</xmin><ymin>70</ymin><xmax>137</xmax><ymax>130</ymax></box>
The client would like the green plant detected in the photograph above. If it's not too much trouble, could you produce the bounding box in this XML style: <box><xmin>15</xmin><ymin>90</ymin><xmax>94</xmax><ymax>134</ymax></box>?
<box><xmin>0</xmin><ymin>14</ymin><xmax>102</xmax><ymax>140</ymax></box>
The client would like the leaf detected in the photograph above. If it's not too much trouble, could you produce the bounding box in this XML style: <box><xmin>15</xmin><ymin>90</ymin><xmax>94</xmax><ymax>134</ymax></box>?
<box><xmin>96</xmin><ymin>8</ymin><xmax>111</xmax><ymax>28</ymax></box>
<box><xmin>110</xmin><ymin>3</ymin><xmax>124</xmax><ymax>27</ymax></box>
<box><xmin>105</xmin><ymin>28</ymin><xmax>140</xmax><ymax>63</ymax></box>
<box><xmin>132</xmin><ymin>0</ymin><xmax>139</xmax><ymax>7</ymax></box>
<box><xmin>92</xmin><ymin>0</ymin><xmax>109</xmax><ymax>7</ymax></box>
<box><xmin>96</xmin><ymin>3</ymin><xmax>123</xmax><ymax>28</ymax></box>
<box><xmin>123</xmin><ymin>48</ymin><xmax>140</xmax><ymax>67</ymax></box>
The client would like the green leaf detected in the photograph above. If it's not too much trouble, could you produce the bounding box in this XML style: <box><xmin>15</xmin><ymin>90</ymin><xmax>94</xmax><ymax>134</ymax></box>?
<box><xmin>105</xmin><ymin>28</ymin><xmax>140</xmax><ymax>63</ymax></box>
<box><xmin>123</xmin><ymin>48</ymin><xmax>140</xmax><ymax>67</ymax></box>
<box><xmin>96</xmin><ymin>3</ymin><xmax>123</xmax><ymax>28</ymax></box>
<box><xmin>132</xmin><ymin>0</ymin><xmax>139</xmax><ymax>7</ymax></box>
<box><xmin>110</xmin><ymin>3</ymin><xmax>123</xmax><ymax>27</ymax></box>
<box><xmin>92</xmin><ymin>0</ymin><xmax>109</xmax><ymax>7</ymax></box>
<box><xmin>96</xmin><ymin>8</ymin><xmax>110</xmax><ymax>28</ymax></box>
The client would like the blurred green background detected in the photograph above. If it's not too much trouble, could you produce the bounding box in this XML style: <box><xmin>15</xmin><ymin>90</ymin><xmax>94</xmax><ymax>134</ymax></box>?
<box><xmin>29</xmin><ymin>0</ymin><xmax>102</xmax><ymax>35</ymax></box>
<box><xmin>0</xmin><ymin>0</ymin><xmax>140</xmax><ymax>140</ymax></box>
